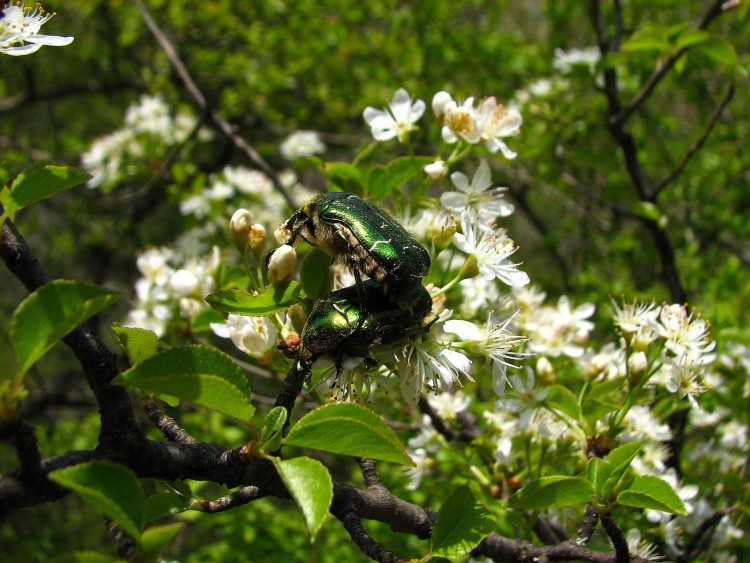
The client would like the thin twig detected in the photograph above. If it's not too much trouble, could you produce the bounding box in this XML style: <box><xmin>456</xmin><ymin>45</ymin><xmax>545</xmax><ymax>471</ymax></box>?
<box><xmin>142</xmin><ymin>396</ymin><xmax>198</xmax><ymax>445</ymax></box>
<box><xmin>654</xmin><ymin>81</ymin><xmax>735</xmax><ymax>196</ymax></box>
<box><xmin>600</xmin><ymin>513</ymin><xmax>629</xmax><ymax>563</ymax></box>
<box><xmin>0</xmin><ymin>419</ymin><xmax>42</xmax><ymax>476</ymax></box>
<box><xmin>611</xmin><ymin>0</ymin><xmax>729</xmax><ymax>127</ymax></box>
<box><xmin>132</xmin><ymin>0</ymin><xmax>298</xmax><ymax>210</ymax></box>
<box><xmin>357</xmin><ymin>458</ymin><xmax>381</xmax><ymax>488</ymax></box>
<box><xmin>197</xmin><ymin>486</ymin><xmax>268</xmax><ymax>513</ymax></box>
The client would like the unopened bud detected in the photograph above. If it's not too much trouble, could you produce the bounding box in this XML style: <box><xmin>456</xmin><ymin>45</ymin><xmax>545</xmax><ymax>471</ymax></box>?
<box><xmin>432</xmin><ymin>91</ymin><xmax>453</xmax><ymax>122</ymax></box>
<box><xmin>248</xmin><ymin>223</ymin><xmax>267</xmax><ymax>258</ymax></box>
<box><xmin>274</xmin><ymin>223</ymin><xmax>292</xmax><ymax>246</ymax></box>
<box><xmin>230</xmin><ymin>209</ymin><xmax>253</xmax><ymax>251</ymax></box>
<box><xmin>267</xmin><ymin>245</ymin><xmax>297</xmax><ymax>283</ymax></box>
<box><xmin>627</xmin><ymin>351</ymin><xmax>648</xmax><ymax>386</ymax></box>
<box><xmin>536</xmin><ymin>356</ymin><xmax>555</xmax><ymax>385</ymax></box>
<box><xmin>424</xmin><ymin>160</ymin><xmax>448</xmax><ymax>180</ymax></box>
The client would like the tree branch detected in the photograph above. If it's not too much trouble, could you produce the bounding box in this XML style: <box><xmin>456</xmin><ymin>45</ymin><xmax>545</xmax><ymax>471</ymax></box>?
<box><xmin>611</xmin><ymin>0</ymin><xmax>729</xmax><ymax>128</ymax></box>
<box><xmin>654</xmin><ymin>81</ymin><xmax>735</xmax><ymax>196</ymax></box>
<box><xmin>131</xmin><ymin>0</ymin><xmax>298</xmax><ymax>210</ymax></box>
<box><xmin>197</xmin><ymin>486</ymin><xmax>269</xmax><ymax>513</ymax></box>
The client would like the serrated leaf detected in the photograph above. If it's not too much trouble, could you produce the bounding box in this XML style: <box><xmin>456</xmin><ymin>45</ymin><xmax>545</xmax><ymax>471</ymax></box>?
<box><xmin>113</xmin><ymin>345</ymin><xmax>254</xmax><ymax>421</ymax></box>
<box><xmin>139</xmin><ymin>523</ymin><xmax>184</xmax><ymax>560</ymax></box>
<box><xmin>10</xmin><ymin>280</ymin><xmax>121</xmax><ymax>377</ymax></box>
<box><xmin>284</xmin><ymin>403</ymin><xmax>414</xmax><ymax>466</ymax></box>
<box><xmin>616</xmin><ymin>475</ymin><xmax>686</xmax><ymax>515</ymax></box>
<box><xmin>508</xmin><ymin>476</ymin><xmax>593</xmax><ymax>510</ymax></box>
<box><xmin>366</xmin><ymin>156</ymin><xmax>431</xmax><ymax>200</ymax></box>
<box><xmin>260</xmin><ymin>406</ymin><xmax>288</xmax><ymax>453</ymax></box>
<box><xmin>143</xmin><ymin>492</ymin><xmax>190</xmax><ymax>523</ymax></box>
<box><xmin>112</xmin><ymin>324</ymin><xmax>159</xmax><ymax>365</ymax></box>
<box><xmin>273</xmin><ymin>457</ymin><xmax>333</xmax><ymax>540</ymax></box>
<box><xmin>431</xmin><ymin>485</ymin><xmax>495</xmax><ymax>558</ymax></box>
<box><xmin>206</xmin><ymin>281</ymin><xmax>303</xmax><ymax>315</ymax></box>
<box><xmin>48</xmin><ymin>461</ymin><xmax>144</xmax><ymax>539</ymax></box>
<box><xmin>0</xmin><ymin>161</ymin><xmax>90</xmax><ymax>220</ymax></box>
<box><xmin>597</xmin><ymin>442</ymin><xmax>645</xmax><ymax>498</ymax></box>
<box><xmin>545</xmin><ymin>384</ymin><xmax>581</xmax><ymax>421</ymax></box>
<box><xmin>299</xmin><ymin>248</ymin><xmax>333</xmax><ymax>301</ymax></box>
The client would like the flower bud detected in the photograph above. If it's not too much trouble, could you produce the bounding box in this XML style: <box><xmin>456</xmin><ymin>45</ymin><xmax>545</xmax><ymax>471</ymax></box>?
<box><xmin>274</xmin><ymin>223</ymin><xmax>292</xmax><ymax>245</ymax></box>
<box><xmin>536</xmin><ymin>356</ymin><xmax>555</xmax><ymax>385</ymax></box>
<box><xmin>230</xmin><ymin>209</ymin><xmax>253</xmax><ymax>251</ymax></box>
<box><xmin>432</xmin><ymin>91</ymin><xmax>453</xmax><ymax>122</ymax></box>
<box><xmin>287</xmin><ymin>303</ymin><xmax>307</xmax><ymax>333</ymax></box>
<box><xmin>424</xmin><ymin>160</ymin><xmax>448</xmax><ymax>180</ymax></box>
<box><xmin>248</xmin><ymin>223</ymin><xmax>267</xmax><ymax>258</ymax></box>
<box><xmin>267</xmin><ymin>244</ymin><xmax>297</xmax><ymax>283</ymax></box>
<box><xmin>627</xmin><ymin>351</ymin><xmax>648</xmax><ymax>386</ymax></box>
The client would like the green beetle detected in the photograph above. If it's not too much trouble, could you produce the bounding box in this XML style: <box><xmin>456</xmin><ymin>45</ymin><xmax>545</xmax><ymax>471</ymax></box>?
<box><xmin>278</xmin><ymin>192</ymin><xmax>431</xmax><ymax>310</ymax></box>
<box><xmin>289</xmin><ymin>279</ymin><xmax>433</xmax><ymax>373</ymax></box>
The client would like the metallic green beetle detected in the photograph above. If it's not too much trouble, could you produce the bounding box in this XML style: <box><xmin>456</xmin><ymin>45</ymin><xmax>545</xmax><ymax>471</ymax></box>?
<box><xmin>279</xmin><ymin>192</ymin><xmax>431</xmax><ymax>310</ymax></box>
<box><xmin>291</xmin><ymin>279</ymin><xmax>433</xmax><ymax>373</ymax></box>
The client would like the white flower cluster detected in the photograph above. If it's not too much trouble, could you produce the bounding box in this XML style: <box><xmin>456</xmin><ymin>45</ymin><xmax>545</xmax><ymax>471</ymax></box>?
<box><xmin>81</xmin><ymin>94</ymin><xmax>208</xmax><ymax>189</ymax></box>
<box><xmin>123</xmin><ymin>246</ymin><xmax>220</xmax><ymax>337</ymax></box>
<box><xmin>280</xmin><ymin>130</ymin><xmax>326</xmax><ymax>160</ymax></box>
<box><xmin>513</xmin><ymin>287</ymin><xmax>596</xmax><ymax>358</ymax></box>
<box><xmin>0</xmin><ymin>2</ymin><xmax>72</xmax><ymax>56</ymax></box>
<box><xmin>552</xmin><ymin>46</ymin><xmax>601</xmax><ymax>74</ymax></box>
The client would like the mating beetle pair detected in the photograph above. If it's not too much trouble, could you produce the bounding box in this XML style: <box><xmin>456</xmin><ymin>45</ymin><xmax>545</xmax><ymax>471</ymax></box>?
<box><xmin>278</xmin><ymin>192</ymin><xmax>431</xmax><ymax>310</ymax></box>
<box><xmin>288</xmin><ymin>279</ymin><xmax>433</xmax><ymax>373</ymax></box>
<box><xmin>273</xmin><ymin>192</ymin><xmax>433</xmax><ymax>373</ymax></box>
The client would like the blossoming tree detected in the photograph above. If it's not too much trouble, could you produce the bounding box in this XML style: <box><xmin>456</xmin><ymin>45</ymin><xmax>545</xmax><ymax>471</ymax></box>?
<box><xmin>1</xmin><ymin>1</ymin><xmax>748</xmax><ymax>562</ymax></box>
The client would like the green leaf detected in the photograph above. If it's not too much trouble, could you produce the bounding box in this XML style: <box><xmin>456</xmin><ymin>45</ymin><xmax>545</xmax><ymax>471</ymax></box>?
<box><xmin>273</xmin><ymin>456</ymin><xmax>333</xmax><ymax>540</ymax></box>
<box><xmin>695</xmin><ymin>36</ymin><xmax>738</xmax><ymax>68</ymax></box>
<box><xmin>366</xmin><ymin>156</ymin><xmax>432</xmax><ymax>200</ymax></box>
<box><xmin>675</xmin><ymin>29</ymin><xmax>709</xmax><ymax>50</ymax></box>
<box><xmin>508</xmin><ymin>476</ymin><xmax>593</xmax><ymax>510</ymax></box>
<box><xmin>284</xmin><ymin>402</ymin><xmax>414</xmax><ymax>466</ymax></box>
<box><xmin>10</xmin><ymin>280</ymin><xmax>121</xmax><ymax>377</ymax></box>
<box><xmin>616</xmin><ymin>475</ymin><xmax>686</xmax><ymax>515</ymax></box>
<box><xmin>0</xmin><ymin>161</ymin><xmax>90</xmax><ymax>221</ymax></box>
<box><xmin>206</xmin><ymin>281</ymin><xmax>303</xmax><ymax>315</ymax></box>
<box><xmin>55</xmin><ymin>552</ymin><xmax>119</xmax><ymax>563</ymax></box>
<box><xmin>48</xmin><ymin>461</ymin><xmax>144</xmax><ymax>539</ymax></box>
<box><xmin>353</xmin><ymin>141</ymin><xmax>379</xmax><ymax>173</ymax></box>
<box><xmin>299</xmin><ymin>248</ymin><xmax>333</xmax><ymax>301</ymax></box>
<box><xmin>114</xmin><ymin>345</ymin><xmax>254</xmax><ymax>421</ymax></box>
<box><xmin>191</xmin><ymin>307</ymin><xmax>226</xmax><ymax>333</ymax></box>
<box><xmin>312</xmin><ymin>160</ymin><xmax>364</xmax><ymax>194</ymax></box>
<box><xmin>139</xmin><ymin>523</ymin><xmax>184</xmax><ymax>560</ymax></box>
<box><xmin>597</xmin><ymin>441</ymin><xmax>645</xmax><ymax>498</ymax></box>
<box><xmin>587</xmin><ymin>457</ymin><xmax>601</xmax><ymax>493</ymax></box>
<box><xmin>545</xmin><ymin>384</ymin><xmax>581</xmax><ymax>421</ymax></box>
<box><xmin>259</xmin><ymin>406</ymin><xmax>287</xmax><ymax>453</ymax></box>
<box><xmin>431</xmin><ymin>485</ymin><xmax>495</xmax><ymax>558</ymax></box>
<box><xmin>112</xmin><ymin>324</ymin><xmax>159</xmax><ymax>365</ymax></box>
<box><xmin>632</xmin><ymin>201</ymin><xmax>662</xmax><ymax>223</ymax></box>
<box><xmin>621</xmin><ymin>25</ymin><xmax>668</xmax><ymax>54</ymax></box>
<box><xmin>143</xmin><ymin>492</ymin><xmax>190</xmax><ymax>523</ymax></box>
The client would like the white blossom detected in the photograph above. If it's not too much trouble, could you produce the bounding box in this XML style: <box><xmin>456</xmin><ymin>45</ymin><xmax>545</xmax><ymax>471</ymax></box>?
<box><xmin>441</xmin><ymin>160</ymin><xmax>514</xmax><ymax>222</ymax></box>
<box><xmin>280</xmin><ymin>130</ymin><xmax>326</xmax><ymax>160</ymax></box>
<box><xmin>0</xmin><ymin>2</ymin><xmax>73</xmax><ymax>56</ymax></box>
<box><xmin>363</xmin><ymin>88</ymin><xmax>425</xmax><ymax>143</ymax></box>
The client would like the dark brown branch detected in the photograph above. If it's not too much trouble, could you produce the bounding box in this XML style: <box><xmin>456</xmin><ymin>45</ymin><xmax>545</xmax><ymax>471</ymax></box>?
<box><xmin>600</xmin><ymin>513</ymin><xmax>629</xmax><ymax>563</ymax></box>
<box><xmin>105</xmin><ymin>519</ymin><xmax>137</xmax><ymax>559</ymax></box>
<box><xmin>678</xmin><ymin>509</ymin><xmax>730</xmax><ymax>562</ymax></box>
<box><xmin>573</xmin><ymin>503</ymin><xmax>600</xmax><ymax>546</ymax></box>
<box><xmin>131</xmin><ymin>0</ymin><xmax>298</xmax><ymax>210</ymax></box>
<box><xmin>273</xmin><ymin>362</ymin><xmax>308</xmax><ymax>432</ymax></box>
<box><xmin>358</xmin><ymin>458</ymin><xmax>382</xmax><ymax>488</ymax></box>
<box><xmin>0</xmin><ymin>419</ymin><xmax>42</xmax><ymax>476</ymax></box>
<box><xmin>654</xmin><ymin>81</ymin><xmax>735</xmax><ymax>196</ymax></box>
<box><xmin>197</xmin><ymin>486</ymin><xmax>269</xmax><ymax>513</ymax></box>
<box><xmin>142</xmin><ymin>396</ymin><xmax>198</xmax><ymax>445</ymax></box>
<box><xmin>610</xmin><ymin>0</ymin><xmax>729</xmax><ymax>128</ymax></box>
<box><xmin>1</xmin><ymin>219</ymin><xmax>143</xmax><ymax>448</ymax></box>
